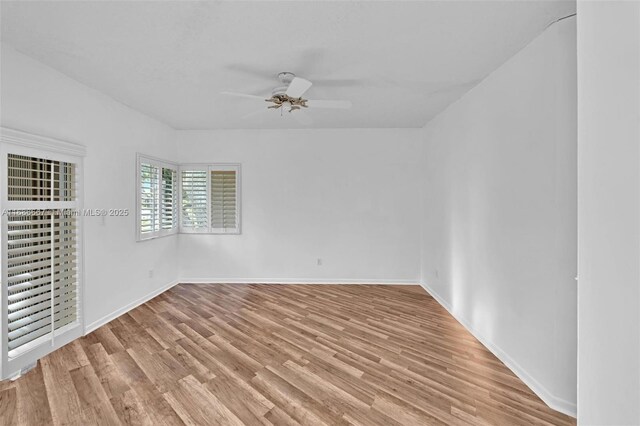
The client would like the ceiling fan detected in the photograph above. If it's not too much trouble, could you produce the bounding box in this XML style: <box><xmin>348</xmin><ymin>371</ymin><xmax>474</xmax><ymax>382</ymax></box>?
<box><xmin>221</xmin><ymin>72</ymin><xmax>352</xmax><ymax>124</ymax></box>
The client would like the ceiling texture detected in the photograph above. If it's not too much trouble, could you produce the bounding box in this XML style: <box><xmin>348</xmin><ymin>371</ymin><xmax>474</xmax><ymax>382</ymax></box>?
<box><xmin>1</xmin><ymin>1</ymin><xmax>575</xmax><ymax>129</ymax></box>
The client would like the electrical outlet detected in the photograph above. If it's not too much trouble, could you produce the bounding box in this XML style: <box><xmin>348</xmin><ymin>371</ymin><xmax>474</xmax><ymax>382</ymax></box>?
<box><xmin>435</xmin><ymin>269</ymin><xmax>439</xmax><ymax>278</ymax></box>
<box><xmin>148</xmin><ymin>269</ymin><xmax>154</xmax><ymax>278</ymax></box>
<box><xmin>317</xmin><ymin>258</ymin><xmax>322</xmax><ymax>266</ymax></box>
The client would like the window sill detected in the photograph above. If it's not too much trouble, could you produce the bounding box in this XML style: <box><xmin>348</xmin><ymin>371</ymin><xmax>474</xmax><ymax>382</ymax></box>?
<box><xmin>137</xmin><ymin>230</ymin><xmax>178</xmax><ymax>242</ymax></box>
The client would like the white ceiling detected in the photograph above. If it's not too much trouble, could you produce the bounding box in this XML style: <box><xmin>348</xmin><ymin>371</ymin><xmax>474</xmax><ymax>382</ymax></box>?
<box><xmin>1</xmin><ymin>1</ymin><xmax>575</xmax><ymax>129</ymax></box>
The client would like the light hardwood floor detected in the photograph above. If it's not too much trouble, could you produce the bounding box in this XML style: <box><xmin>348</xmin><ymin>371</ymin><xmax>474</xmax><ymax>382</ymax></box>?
<box><xmin>0</xmin><ymin>284</ymin><xmax>576</xmax><ymax>425</ymax></box>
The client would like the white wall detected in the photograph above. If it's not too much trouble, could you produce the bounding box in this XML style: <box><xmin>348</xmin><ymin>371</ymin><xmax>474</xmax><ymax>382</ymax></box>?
<box><xmin>577</xmin><ymin>2</ymin><xmax>640</xmax><ymax>424</ymax></box>
<box><xmin>176</xmin><ymin>129</ymin><xmax>421</xmax><ymax>283</ymax></box>
<box><xmin>419</xmin><ymin>18</ymin><xmax>577</xmax><ymax>415</ymax></box>
<box><xmin>0</xmin><ymin>45</ymin><xmax>179</xmax><ymax>331</ymax></box>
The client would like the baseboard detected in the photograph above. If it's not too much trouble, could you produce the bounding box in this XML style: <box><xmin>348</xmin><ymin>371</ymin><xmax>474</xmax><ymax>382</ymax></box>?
<box><xmin>418</xmin><ymin>281</ymin><xmax>577</xmax><ymax>418</ymax></box>
<box><xmin>84</xmin><ymin>279</ymin><xmax>179</xmax><ymax>334</ymax></box>
<box><xmin>180</xmin><ymin>278</ymin><xmax>418</xmax><ymax>285</ymax></box>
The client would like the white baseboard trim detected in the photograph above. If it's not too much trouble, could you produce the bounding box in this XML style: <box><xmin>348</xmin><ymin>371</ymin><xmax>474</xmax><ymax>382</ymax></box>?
<box><xmin>419</xmin><ymin>281</ymin><xmax>577</xmax><ymax>418</ymax></box>
<box><xmin>84</xmin><ymin>279</ymin><xmax>179</xmax><ymax>334</ymax></box>
<box><xmin>179</xmin><ymin>278</ymin><xmax>418</xmax><ymax>285</ymax></box>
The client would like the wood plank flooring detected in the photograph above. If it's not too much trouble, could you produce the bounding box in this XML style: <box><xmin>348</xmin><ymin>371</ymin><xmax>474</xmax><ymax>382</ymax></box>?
<box><xmin>0</xmin><ymin>284</ymin><xmax>576</xmax><ymax>425</ymax></box>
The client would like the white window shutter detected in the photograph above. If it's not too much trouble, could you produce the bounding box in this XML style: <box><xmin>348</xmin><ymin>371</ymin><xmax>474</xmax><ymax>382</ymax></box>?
<box><xmin>161</xmin><ymin>168</ymin><xmax>177</xmax><ymax>230</ymax></box>
<box><xmin>1</xmin><ymin>127</ymin><xmax>85</xmax><ymax>380</ymax></box>
<box><xmin>139</xmin><ymin>162</ymin><xmax>160</xmax><ymax>234</ymax></box>
<box><xmin>137</xmin><ymin>155</ymin><xmax>178</xmax><ymax>240</ymax></box>
<box><xmin>6</xmin><ymin>156</ymin><xmax>80</xmax><ymax>356</ymax></box>
<box><xmin>180</xmin><ymin>164</ymin><xmax>241</xmax><ymax>234</ymax></box>
<box><xmin>180</xmin><ymin>169</ymin><xmax>209</xmax><ymax>230</ymax></box>
<box><xmin>7</xmin><ymin>212</ymin><xmax>58</xmax><ymax>352</ymax></box>
<box><xmin>210</xmin><ymin>168</ymin><xmax>239</xmax><ymax>233</ymax></box>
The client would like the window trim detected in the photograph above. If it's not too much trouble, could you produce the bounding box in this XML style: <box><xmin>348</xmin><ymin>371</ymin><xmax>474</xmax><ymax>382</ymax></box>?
<box><xmin>179</xmin><ymin>163</ymin><xmax>242</xmax><ymax>235</ymax></box>
<box><xmin>0</xmin><ymin>126</ymin><xmax>85</xmax><ymax>380</ymax></box>
<box><xmin>136</xmin><ymin>153</ymin><xmax>179</xmax><ymax>241</ymax></box>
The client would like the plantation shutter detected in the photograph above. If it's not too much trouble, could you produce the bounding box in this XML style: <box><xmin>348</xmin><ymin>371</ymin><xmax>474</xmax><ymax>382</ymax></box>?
<box><xmin>137</xmin><ymin>155</ymin><xmax>178</xmax><ymax>240</ymax></box>
<box><xmin>7</xmin><ymin>155</ymin><xmax>76</xmax><ymax>202</ymax></box>
<box><xmin>6</xmin><ymin>210</ymin><xmax>78</xmax><ymax>355</ymax></box>
<box><xmin>210</xmin><ymin>169</ymin><xmax>238</xmax><ymax>233</ymax></box>
<box><xmin>1</xmin><ymin>128</ymin><xmax>85</xmax><ymax>380</ymax></box>
<box><xmin>139</xmin><ymin>163</ymin><xmax>160</xmax><ymax>234</ymax></box>
<box><xmin>161</xmin><ymin>168</ymin><xmax>178</xmax><ymax>230</ymax></box>
<box><xmin>180</xmin><ymin>169</ymin><xmax>208</xmax><ymax>230</ymax></box>
<box><xmin>180</xmin><ymin>164</ymin><xmax>241</xmax><ymax>234</ymax></box>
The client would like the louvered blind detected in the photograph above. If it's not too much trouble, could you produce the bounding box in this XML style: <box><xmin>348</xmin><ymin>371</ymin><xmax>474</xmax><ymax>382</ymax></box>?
<box><xmin>181</xmin><ymin>170</ymin><xmax>208</xmax><ymax>229</ymax></box>
<box><xmin>161</xmin><ymin>168</ymin><xmax>177</xmax><ymax>230</ymax></box>
<box><xmin>5</xmin><ymin>154</ymin><xmax>79</xmax><ymax>357</ymax></box>
<box><xmin>137</xmin><ymin>156</ymin><xmax>178</xmax><ymax>240</ymax></box>
<box><xmin>1</xmin><ymin>129</ymin><xmax>84</xmax><ymax>380</ymax></box>
<box><xmin>139</xmin><ymin>163</ymin><xmax>160</xmax><ymax>234</ymax></box>
<box><xmin>8</xmin><ymin>155</ymin><xmax>75</xmax><ymax>201</ymax></box>
<box><xmin>180</xmin><ymin>164</ymin><xmax>240</xmax><ymax>234</ymax></box>
<box><xmin>210</xmin><ymin>170</ymin><xmax>238</xmax><ymax>231</ymax></box>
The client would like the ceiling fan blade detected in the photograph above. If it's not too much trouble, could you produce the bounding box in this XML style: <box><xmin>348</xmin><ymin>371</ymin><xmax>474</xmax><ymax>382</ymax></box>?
<box><xmin>291</xmin><ymin>110</ymin><xmax>313</xmax><ymax>126</ymax></box>
<box><xmin>306</xmin><ymin>100</ymin><xmax>352</xmax><ymax>109</ymax></box>
<box><xmin>286</xmin><ymin>77</ymin><xmax>312</xmax><ymax>98</ymax></box>
<box><xmin>220</xmin><ymin>91</ymin><xmax>267</xmax><ymax>101</ymax></box>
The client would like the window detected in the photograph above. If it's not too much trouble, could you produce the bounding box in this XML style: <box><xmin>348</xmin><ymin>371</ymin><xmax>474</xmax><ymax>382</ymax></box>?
<box><xmin>1</xmin><ymin>127</ymin><xmax>85</xmax><ymax>380</ymax></box>
<box><xmin>137</xmin><ymin>154</ymin><xmax>178</xmax><ymax>240</ymax></box>
<box><xmin>180</xmin><ymin>164</ymin><xmax>241</xmax><ymax>234</ymax></box>
<box><xmin>180</xmin><ymin>169</ymin><xmax>208</xmax><ymax>230</ymax></box>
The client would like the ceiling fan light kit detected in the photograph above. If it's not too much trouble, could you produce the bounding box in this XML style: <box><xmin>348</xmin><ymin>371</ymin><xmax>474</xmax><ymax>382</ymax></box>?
<box><xmin>266</xmin><ymin>94</ymin><xmax>308</xmax><ymax>113</ymax></box>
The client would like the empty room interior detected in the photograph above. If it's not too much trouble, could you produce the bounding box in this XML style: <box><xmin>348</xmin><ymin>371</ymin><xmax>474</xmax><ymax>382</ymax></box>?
<box><xmin>0</xmin><ymin>1</ymin><xmax>639</xmax><ymax>425</ymax></box>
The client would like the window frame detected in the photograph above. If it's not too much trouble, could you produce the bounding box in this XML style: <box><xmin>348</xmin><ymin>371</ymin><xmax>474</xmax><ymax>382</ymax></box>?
<box><xmin>136</xmin><ymin>153</ymin><xmax>178</xmax><ymax>241</ymax></box>
<box><xmin>179</xmin><ymin>163</ymin><xmax>241</xmax><ymax>235</ymax></box>
<box><xmin>0</xmin><ymin>126</ymin><xmax>85</xmax><ymax>380</ymax></box>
